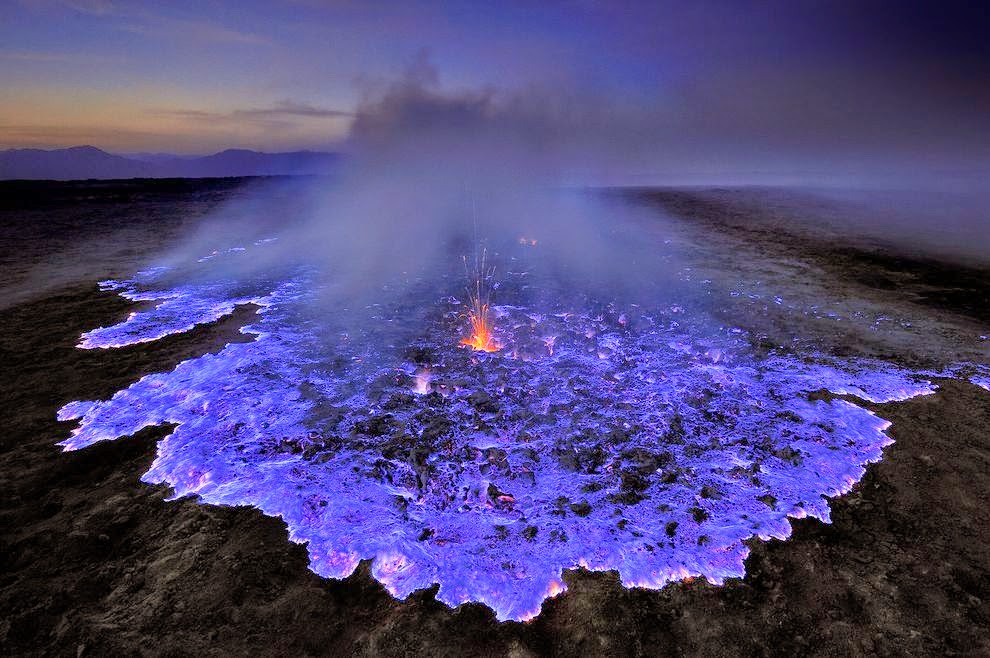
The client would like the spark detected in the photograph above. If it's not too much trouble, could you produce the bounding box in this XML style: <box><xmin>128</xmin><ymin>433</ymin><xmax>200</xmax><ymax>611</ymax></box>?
<box><xmin>461</xmin><ymin>248</ymin><xmax>500</xmax><ymax>352</ymax></box>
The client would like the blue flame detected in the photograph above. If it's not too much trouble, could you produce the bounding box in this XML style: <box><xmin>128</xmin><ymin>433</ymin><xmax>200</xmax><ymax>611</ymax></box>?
<box><xmin>57</xmin><ymin>242</ymin><xmax>982</xmax><ymax>622</ymax></box>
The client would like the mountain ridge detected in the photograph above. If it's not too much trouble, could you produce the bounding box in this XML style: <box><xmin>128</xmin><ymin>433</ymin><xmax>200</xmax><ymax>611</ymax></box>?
<box><xmin>0</xmin><ymin>146</ymin><xmax>340</xmax><ymax>180</ymax></box>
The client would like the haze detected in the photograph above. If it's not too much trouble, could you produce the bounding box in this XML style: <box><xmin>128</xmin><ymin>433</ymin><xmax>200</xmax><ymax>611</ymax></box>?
<box><xmin>2</xmin><ymin>0</ymin><xmax>988</xmax><ymax>185</ymax></box>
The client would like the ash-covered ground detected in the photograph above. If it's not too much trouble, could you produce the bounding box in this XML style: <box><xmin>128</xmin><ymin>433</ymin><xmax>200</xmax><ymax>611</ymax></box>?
<box><xmin>1</xmin><ymin>179</ymin><xmax>989</xmax><ymax>656</ymax></box>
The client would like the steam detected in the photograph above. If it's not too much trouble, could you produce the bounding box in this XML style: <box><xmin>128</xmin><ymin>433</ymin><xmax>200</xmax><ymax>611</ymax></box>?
<box><xmin>150</xmin><ymin>55</ymin><xmax>990</xmax><ymax>332</ymax></box>
<box><xmin>46</xmin><ymin>56</ymin><xmax>990</xmax><ymax>624</ymax></box>
<box><xmin>160</xmin><ymin>60</ymin><xmax>688</xmax><ymax>327</ymax></box>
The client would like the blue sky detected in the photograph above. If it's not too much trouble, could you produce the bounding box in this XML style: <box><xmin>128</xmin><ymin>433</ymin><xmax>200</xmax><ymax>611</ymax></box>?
<box><xmin>1</xmin><ymin>0</ymin><xmax>987</xmax><ymax>176</ymax></box>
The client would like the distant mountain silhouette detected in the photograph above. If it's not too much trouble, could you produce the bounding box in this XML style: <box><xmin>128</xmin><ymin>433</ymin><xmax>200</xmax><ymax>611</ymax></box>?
<box><xmin>0</xmin><ymin>146</ymin><xmax>339</xmax><ymax>180</ymax></box>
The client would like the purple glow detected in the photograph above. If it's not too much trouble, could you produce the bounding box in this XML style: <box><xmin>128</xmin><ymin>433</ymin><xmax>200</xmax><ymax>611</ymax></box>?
<box><xmin>59</xmin><ymin>243</ymin><xmax>983</xmax><ymax>622</ymax></box>
<box><xmin>79</xmin><ymin>278</ymin><xmax>254</xmax><ymax>350</ymax></box>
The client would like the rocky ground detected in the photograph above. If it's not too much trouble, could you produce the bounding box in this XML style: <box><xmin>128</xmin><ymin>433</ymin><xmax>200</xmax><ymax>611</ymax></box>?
<box><xmin>1</xmin><ymin>180</ymin><xmax>988</xmax><ymax>656</ymax></box>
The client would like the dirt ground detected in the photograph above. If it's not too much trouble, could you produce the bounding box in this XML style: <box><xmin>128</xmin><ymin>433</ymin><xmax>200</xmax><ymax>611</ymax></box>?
<box><xmin>1</xmin><ymin>181</ymin><xmax>988</xmax><ymax>656</ymax></box>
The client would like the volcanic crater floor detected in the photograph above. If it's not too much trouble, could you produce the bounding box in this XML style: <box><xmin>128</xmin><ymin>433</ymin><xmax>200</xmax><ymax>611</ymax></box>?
<box><xmin>1</xmin><ymin>181</ymin><xmax>989</xmax><ymax>656</ymax></box>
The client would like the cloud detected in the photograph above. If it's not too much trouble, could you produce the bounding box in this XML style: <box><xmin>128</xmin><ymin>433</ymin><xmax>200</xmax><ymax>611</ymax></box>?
<box><xmin>117</xmin><ymin>16</ymin><xmax>271</xmax><ymax>46</ymax></box>
<box><xmin>233</xmin><ymin>101</ymin><xmax>356</xmax><ymax>120</ymax></box>
<box><xmin>0</xmin><ymin>122</ymin><xmax>163</xmax><ymax>148</ymax></box>
<box><xmin>60</xmin><ymin>0</ymin><xmax>115</xmax><ymax>14</ymax></box>
<box><xmin>17</xmin><ymin>0</ymin><xmax>116</xmax><ymax>15</ymax></box>
<box><xmin>0</xmin><ymin>100</ymin><xmax>353</xmax><ymax>152</ymax></box>
<box><xmin>0</xmin><ymin>49</ymin><xmax>113</xmax><ymax>65</ymax></box>
<box><xmin>20</xmin><ymin>0</ymin><xmax>271</xmax><ymax>46</ymax></box>
<box><xmin>150</xmin><ymin>102</ymin><xmax>354</xmax><ymax>125</ymax></box>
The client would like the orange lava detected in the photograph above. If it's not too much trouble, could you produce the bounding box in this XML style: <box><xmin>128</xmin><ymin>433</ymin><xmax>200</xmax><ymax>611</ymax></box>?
<box><xmin>461</xmin><ymin>248</ymin><xmax>500</xmax><ymax>352</ymax></box>
<box><xmin>461</xmin><ymin>303</ymin><xmax>500</xmax><ymax>352</ymax></box>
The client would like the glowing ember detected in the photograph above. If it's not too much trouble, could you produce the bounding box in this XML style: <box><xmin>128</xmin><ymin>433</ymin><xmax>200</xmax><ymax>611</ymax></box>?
<box><xmin>460</xmin><ymin>249</ymin><xmax>500</xmax><ymax>352</ymax></box>
<box><xmin>462</xmin><ymin>303</ymin><xmax>499</xmax><ymax>352</ymax></box>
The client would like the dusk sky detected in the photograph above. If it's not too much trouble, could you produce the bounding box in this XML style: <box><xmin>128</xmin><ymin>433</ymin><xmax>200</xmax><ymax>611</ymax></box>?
<box><xmin>2</xmin><ymin>1</ymin><xmax>988</xmax><ymax>178</ymax></box>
